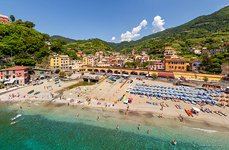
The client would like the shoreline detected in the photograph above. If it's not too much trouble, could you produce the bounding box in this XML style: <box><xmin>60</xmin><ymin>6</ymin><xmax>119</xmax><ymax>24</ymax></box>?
<box><xmin>1</xmin><ymin>98</ymin><xmax>229</xmax><ymax>133</ymax></box>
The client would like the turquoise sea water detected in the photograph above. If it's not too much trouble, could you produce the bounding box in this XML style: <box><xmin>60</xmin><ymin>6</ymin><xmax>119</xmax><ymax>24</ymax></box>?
<box><xmin>0</xmin><ymin>103</ymin><xmax>229</xmax><ymax>150</ymax></box>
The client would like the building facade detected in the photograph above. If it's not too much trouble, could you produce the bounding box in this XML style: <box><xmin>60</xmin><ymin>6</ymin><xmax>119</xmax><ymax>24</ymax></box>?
<box><xmin>50</xmin><ymin>55</ymin><xmax>70</xmax><ymax>70</ymax></box>
<box><xmin>165</xmin><ymin>58</ymin><xmax>187</xmax><ymax>72</ymax></box>
<box><xmin>70</xmin><ymin>60</ymin><xmax>83</xmax><ymax>71</ymax></box>
<box><xmin>164</xmin><ymin>47</ymin><xmax>177</xmax><ymax>57</ymax></box>
<box><xmin>148</xmin><ymin>60</ymin><xmax>165</xmax><ymax>70</ymax></box>
<box><xmin>191</xmin><ymin>60</ymin><xmax>202</xmax><ymax>72</ymax></box>
<box><xmin>0</xmin><ymin>66</ymin><xmax>29</xmax><ymax>86</ymax></box>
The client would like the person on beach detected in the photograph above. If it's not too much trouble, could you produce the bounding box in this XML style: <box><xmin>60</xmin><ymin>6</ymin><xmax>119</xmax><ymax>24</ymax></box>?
<box><xmin>76</xmin><ymin>113</ymin><xmax>79</xmax><ymax>118</ymax></box>
<box><xmin>127</xmin><ymin>105</ymin><xmax>129</xmax><ymax>111</ymax></box>
<box><xmin>97</xmin><ymin>116</ymin><xmax>100</xmax><ymax>121</ymax></box>
<box><xmin>137</xmin><ymin>124</ymin><xmax>140</xmax><ymax>130</ymax></box>
<box><xmin>160</xmin><ymin>106</ymin><xmax>164</xmax><ymax>111</ymax></box>
<box><xmin>116</xmin><ymin>125</ymin><xmax>119</xmax><ymax>130</ymax></box>
<box><xmin>158</xmin><ymin>114</ymin><xmax>163</xmax><ymax>118</ymax></box>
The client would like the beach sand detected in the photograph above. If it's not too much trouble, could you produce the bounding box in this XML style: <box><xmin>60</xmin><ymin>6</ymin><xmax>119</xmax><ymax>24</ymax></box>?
<box><xmin>0</xmin><ymin>75</ymin><xmax>229</xmax><ymax>131</ymax></box>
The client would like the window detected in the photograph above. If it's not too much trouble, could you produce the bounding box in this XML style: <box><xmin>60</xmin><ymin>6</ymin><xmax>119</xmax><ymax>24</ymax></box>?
<box><xmin>13</xmin><ymin>75</ymin><xmax>15</xmax><ymax>78</ymax></box>
<box><xmin>6</xmin><ymin>70</ymin><xmax>9</xmax><ymax>74</ymax></box>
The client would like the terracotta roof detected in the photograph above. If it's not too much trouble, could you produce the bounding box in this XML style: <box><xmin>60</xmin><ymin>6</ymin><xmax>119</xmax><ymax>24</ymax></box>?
<box><xmin>1</xmin><ymin>66</ymin><xmax>28</xmax><ymax>71</ymax></box>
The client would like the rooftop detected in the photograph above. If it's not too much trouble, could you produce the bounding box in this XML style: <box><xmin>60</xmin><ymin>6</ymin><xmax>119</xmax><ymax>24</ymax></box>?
<box><xmin>0</xmin><ymin>14</ymin><xmax>9</xmax><ymax>18</ymax></box>
<box><xmin>1</xmin><ymin>66</ymin><xmax>29</xmax><ymax>71</ymax></box>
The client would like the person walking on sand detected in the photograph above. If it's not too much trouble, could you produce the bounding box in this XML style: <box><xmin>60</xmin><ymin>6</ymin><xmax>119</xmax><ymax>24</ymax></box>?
<box><xmin>97</xmin><ymin>116</ymin><xmax>100</xmax><ymax>121</ymax></box>
<box><xmin>137</xmin><ymin>124</ymin><xmax>140</xmax><ymax>130</ymax></box>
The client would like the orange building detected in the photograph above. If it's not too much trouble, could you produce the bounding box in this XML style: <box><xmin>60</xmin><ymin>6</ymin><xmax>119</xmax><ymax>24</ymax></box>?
<box><xmin>0</xmin><ymin>14</ymin><xmax>10</xmax><ymax>24</ymax></box>
<box><xmin>165</xmin><ymin>58</ymin><xmax>187</xmax><ymax>72</ymax></box>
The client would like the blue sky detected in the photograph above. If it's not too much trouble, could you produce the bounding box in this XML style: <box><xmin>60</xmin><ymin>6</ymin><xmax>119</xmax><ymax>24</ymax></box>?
<box><xmin>0</xmin><ymin>0</ymin><xmax>228</xmax><ymax>42</ymax></box>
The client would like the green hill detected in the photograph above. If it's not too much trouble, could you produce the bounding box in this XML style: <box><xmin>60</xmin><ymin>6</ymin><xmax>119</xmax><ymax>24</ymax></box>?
<box><xmin>110</xmin><ymin>6</ymin><xmax>229</xmax><ymax>54</ymax></box>
<box><xmin>0</xmin><ymin>22</ymin><xmax>50</xmax><ymax>67</ymax></box>
<box><xmin>63</xmin><ymin>38</ymin><xmax>113</xmax><ymax>55</ymax></box>
<box><xmin>51</xmin><ymin>35</ymin><xmax>76</xmax><ymax>43</ymax></box>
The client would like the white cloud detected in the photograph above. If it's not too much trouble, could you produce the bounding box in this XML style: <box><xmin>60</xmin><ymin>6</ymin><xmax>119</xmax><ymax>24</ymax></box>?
<box><xmin>111</xmin><ymin>36</ymin><xmax>116</xmax><ymax>41</ymax></box>
<box><xmin>121</xmin><ymin>19</ymin><xmax>148</xmax><ymax>42</ymax></box>
<box><xmin>152</xmin><ymin>16</ymin><xmax>165</xmax><ymax>33</ymax></box>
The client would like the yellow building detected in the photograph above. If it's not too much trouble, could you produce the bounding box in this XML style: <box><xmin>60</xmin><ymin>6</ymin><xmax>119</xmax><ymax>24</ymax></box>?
<box><xmin>50</xmin><ymin>55</ymin><xmax>70</xmax><ymax>70</ymax></box>
<box><xmin>165</xmin><ymin>58</ymin><xmax>187</xmax><ymax>72</ymax></box>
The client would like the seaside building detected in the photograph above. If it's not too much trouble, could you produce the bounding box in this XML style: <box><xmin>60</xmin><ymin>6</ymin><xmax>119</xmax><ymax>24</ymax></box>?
<box><xmin>191</xmin><ymin>60</ymin><xmax>202</xmax><ymax>72</ymax></box>
<box><xmin>49</xmin><ymin>55</ymin><xmax>70</xmax><ymax>70</ymax></box>
<box><xmin>83</xmin><ymin>55</ymin><xmax>96</xmax><ymax>66</ymax></box>
<box><xmin>70</xmin><ymin>60</ymin><xmax>83</xmax><ymax>71</ymax></box>
<box><xmin>0</xmin><ymin>66</ymin><xmax>29</xmax><ymax>86</ymax></box>
<box><xmin>164</xmin><ymin>47</ymin><xmax>177</xmax><ymax>57</ymax></box>
<box><xmin>165</xmin><ymin>57</ymin><xmax>187</xmax><ymax>72</ymax></box>
<box><xmin>76</xmin><ymin>51</ymin><xmax>84</xmax><ymax>58</ymax></box>
<box><xmin>0</xmin><ymin>14</ymin><xmax>10</xmax><ymax>24</ymax></box>
<box><xmin>148</xmin><ymin>60</ymin><xmax>165</xmax><ymax>70</ymax></box>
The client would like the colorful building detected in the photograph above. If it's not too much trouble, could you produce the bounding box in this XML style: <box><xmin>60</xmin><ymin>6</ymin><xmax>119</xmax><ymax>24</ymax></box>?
<box><xmin>49</xmin><ymin>55</ymin><xmax>70</xmax><ymax>70</ymax></box>
<box><xmin>0</xmin><ymin>66</ymin><xmax>29</xmax><ymax>86</ymax></box>
<box><xmin>165</xmin><ymin>58</ymin><xmax>187</xmax><ymax>72</ymax></box>
<box><xmin>148</xmin><ymin>60</ymin><xmax>165</xmax><ymax>70</ymax></box>
<box><xmin>70</xmin><ymin>60</ymin><xmax>82</xmax><ymax>71</ymax></box>
<box><xmin>0</xmin><ymin>14</ymin><xmax>10</xmax><ymax>24</ymax></box>
<box><xmin>164</xmin><ymin>47</ymin><xmax>177</xmax><ymax>57</ymax></box>
<box><xmin>191</xmin><ymin>60</ymin><xmax>202</xmax><ymax>72</ymax></box>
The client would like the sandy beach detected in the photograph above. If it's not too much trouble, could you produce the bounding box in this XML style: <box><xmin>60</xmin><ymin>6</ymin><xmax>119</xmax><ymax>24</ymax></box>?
<box><xmin>0</xmin><ymin>74</ymin><xmax>229</xmax><ymax>131</ymax></box>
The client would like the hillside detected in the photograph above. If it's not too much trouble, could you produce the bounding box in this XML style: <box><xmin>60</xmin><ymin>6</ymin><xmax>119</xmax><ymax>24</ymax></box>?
<box><xmin>63</xmin><ymin>38</ymin><xmax>113</xmax><ymax>55</ymax></box>
<box><xmin>0</xmin><ymin>22</ymin><xmax>50</xmax><ymax>67</ymax></box>
<box><xmin>109</xmin><ymin>6</ymin><xmax>229</xmax><ymax>53</ymax></box>
<box><xmin>51</xmin><ymin>35</ymin><xmax>76</xmax><ymax>43</ymax></box>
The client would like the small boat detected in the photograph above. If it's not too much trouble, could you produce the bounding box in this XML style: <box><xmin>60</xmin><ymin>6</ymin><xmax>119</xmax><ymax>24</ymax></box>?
<box><xmin>10</xmin><ymin>121</ymin><xmax>17</xmax><ymax>125</ymax></box>
<box><xmin>11</xmin><ymin>114</ymin><xmax>22</xmax><ymax>121</ymax></box>
<box><xmin>171</xmin><ymin>140</ymin><xmax>177</xmax><ymax>145</ymax></box>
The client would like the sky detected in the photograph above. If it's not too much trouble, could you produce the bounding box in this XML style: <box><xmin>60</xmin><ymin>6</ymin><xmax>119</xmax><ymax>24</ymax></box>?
<box><xmin>0</xmin><ymin>0</ymin><xmax>228</xmax><ymax>42</ymax></box>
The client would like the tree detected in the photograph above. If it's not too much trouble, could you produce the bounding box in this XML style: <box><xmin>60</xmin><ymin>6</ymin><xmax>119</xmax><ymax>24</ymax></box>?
<box><xmin>59</xmin><ymin>71</ymin><xmax>66</xmax><ymax>77</ymax></box>
<box><xmin>151</xmin><ymin>73</ymin><xmax>158</xmax><ymax>80</ymax></box>
<box><xmin>50</xmin><ymin>39</ymin><xmax>66</xmax><ymax>53</ymax></box>
<box><xmin>10</xmin><ymin>15</ymin><xmax>15</xmax><ymax>22</ymax></box>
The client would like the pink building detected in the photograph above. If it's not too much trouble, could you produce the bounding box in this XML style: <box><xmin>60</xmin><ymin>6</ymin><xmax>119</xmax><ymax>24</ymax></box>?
<box><xmin>0</xmin><ymin>66</ymin><xmax>29</xmax><ymax>85</ymax></box>
<box><xmin>0</xmin><ymin>14</ymin><xmax>10</xmax><ymax>24</ymax></box>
